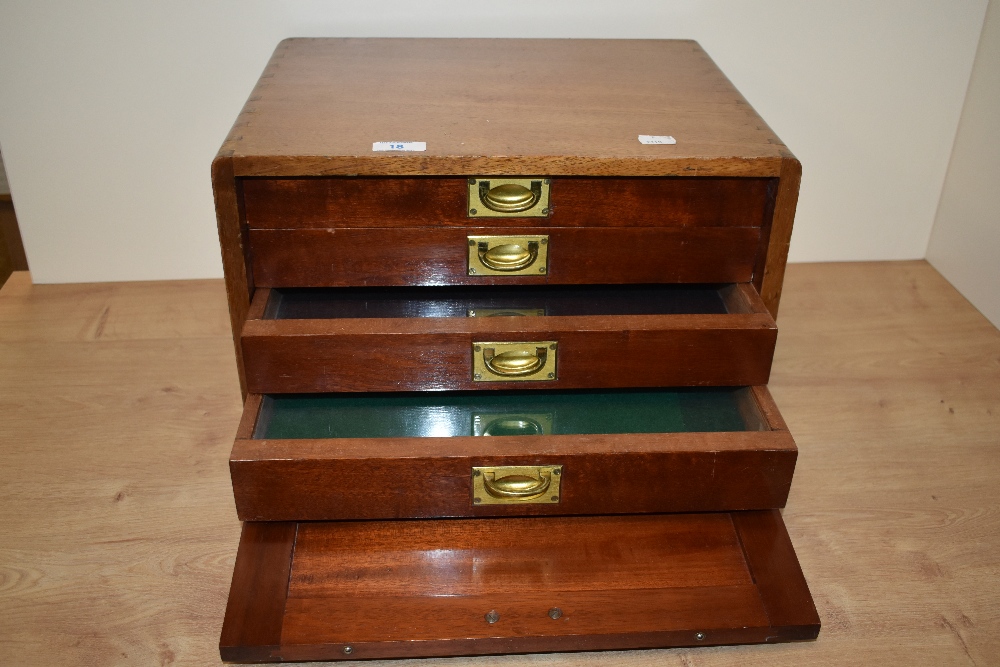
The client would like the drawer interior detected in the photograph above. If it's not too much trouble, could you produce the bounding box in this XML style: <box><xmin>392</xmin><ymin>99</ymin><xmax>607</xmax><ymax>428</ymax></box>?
<box><xmin>263</xmin><ymin>283</ymin><xmax>736</xmax><ymax>319</ymax></box>
<box><xmin>220</xmin><ymin>511</ymin><xmax>819</xmax><ymax>662</ymax></box>
<box><xmin>255</xmin><ymin>387</ymin><xmax>766</xmax><ymax>439</ymax></box>
<box><xmin>230</xmin><ymin>386</ymin><xmax>795</xmax><ymax>521</ymax></box>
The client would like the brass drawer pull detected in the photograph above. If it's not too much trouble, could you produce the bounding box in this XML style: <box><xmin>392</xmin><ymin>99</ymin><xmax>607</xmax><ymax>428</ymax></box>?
<box><xmin>480</xmin><ymin>182</ymin><xmax>540</xmax><ymax>213</ymax></box>
<box><xmin>473</xmin><ymin>341</ymin><xmax>558</xmax><ymax>382</ymax></box>
<box><xmin>479</xmin><ymin>241</ymin><xmax>538</xmax><ymax>272</ymax></box>
<box><xmin>472</xmin><ymin>465</ymin><xmax>562</xmax><ymax>505</ymax></box>
<box><xmin>484</xmin><ymin>348</ymin><xmax>545</xmax><ymax>377</ymax></box>
<box><xmin>467</xmin><ymin>178</ymin><xmax>550</xmax><ymax>218</ymax></box>
<box><xmin>467</xmin><ymin>235</ymin><xmax>549</xmax><ymax>276</ymax></box>
<box><xmin>483</xmin><ymin>470</ymin><xmax>551</xmax><ymax>498</ymax></box>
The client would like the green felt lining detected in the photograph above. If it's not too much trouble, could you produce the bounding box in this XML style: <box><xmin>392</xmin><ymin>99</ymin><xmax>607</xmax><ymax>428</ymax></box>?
<box><xmin>257</xmin><ymin>388</ymin><xmax>762</xmax><ymax>439</ymax></box>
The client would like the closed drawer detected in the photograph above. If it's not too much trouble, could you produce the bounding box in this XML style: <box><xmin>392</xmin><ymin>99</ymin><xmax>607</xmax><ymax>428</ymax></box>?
<box><xmin>242</xmin><ymin>176</ymin><xmax>776</xmax><ymax>229</ymax></box>
<box><xmin>244</xmin><ymin>176</ymin><xmax>772</xmax><ymax>287</ymax></box>
<box><xmin>241</xmin><ymin>283</ymin><xmax>776</xmax><ymax>393</ymax></box>
<box><xmin>230</xmin><ymin>386</ymin><xmax>796</xmax><ymax>521</ymax></box>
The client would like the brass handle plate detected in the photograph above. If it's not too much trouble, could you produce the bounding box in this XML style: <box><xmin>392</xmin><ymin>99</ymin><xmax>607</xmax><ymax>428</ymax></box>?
<box><xmin>472</xmin><ymin>465</ymin><xmax>562</xmax><ymax>505</ymax></box>
<box><xmin>468</xmin><ymin>178</ymin><xmax>551</xmax><ymax>218</ymax></box>
<box><xmin>467</xmin><ymin>308</ymin><xmax>545</xmax><ymax>318</ymax></box>
<box><xmin>468</xmin><ymin>235</ymin><xmax>549</xmax><ymax>276</ymax></box>
<box><xmin>473</xmin><ymin>341</ymin><xmax>557</xmax><ymax>382</ymax></box>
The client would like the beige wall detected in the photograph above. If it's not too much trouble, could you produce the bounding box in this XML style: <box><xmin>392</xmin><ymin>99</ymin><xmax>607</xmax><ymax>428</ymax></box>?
<box><xmin>927</xmin><ymin>1</ymin><xmax>1000</xmax><ymax>328</ymax></box>
<box><xmin>0</xmin><ymin>1</ymin><xmax>988</xmax><ymax>283</ymax></box>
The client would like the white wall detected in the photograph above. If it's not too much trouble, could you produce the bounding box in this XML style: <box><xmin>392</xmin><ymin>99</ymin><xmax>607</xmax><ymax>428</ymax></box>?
<box><xmin>0</xmin><ymin>1</ymin><xmax>988</xmax><ymax>283</ymax></box>
<box><xmin>927</xmin><ymin>1</ymin><xmax>1000</xmax><ymax>328</ymax></box>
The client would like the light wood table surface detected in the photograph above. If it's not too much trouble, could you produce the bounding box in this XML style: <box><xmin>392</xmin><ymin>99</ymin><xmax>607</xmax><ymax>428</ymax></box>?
<box><xmin>1</xmin><ymin>261</ymin><xmax>998</xmax><ymax>666</ymax></box>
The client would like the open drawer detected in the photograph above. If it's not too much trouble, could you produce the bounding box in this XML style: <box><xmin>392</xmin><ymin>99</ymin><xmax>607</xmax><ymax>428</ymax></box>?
<box><xmin>220</xmin><ymin>510</ymin><xmax>820</xmax><ymax>662</ymax></box>
<box><xmin>240</xmin><ymin>283</ymin><xmax>777</xmax><ymax>393</ymax></box>
<box><xmin>230</xmin><ymin>386</ymin><xmax>796</xmax><ymax>521</ymax></box>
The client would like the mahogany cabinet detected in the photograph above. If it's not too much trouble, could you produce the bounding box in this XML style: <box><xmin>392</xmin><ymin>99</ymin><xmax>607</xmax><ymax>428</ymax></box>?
<box><xmin>213</xmin><ymin>38</ymin><xmax>819</xmax><ymax>662</ymax></box>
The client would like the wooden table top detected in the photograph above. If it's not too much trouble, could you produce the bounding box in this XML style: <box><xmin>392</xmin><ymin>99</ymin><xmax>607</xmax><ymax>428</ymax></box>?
<box><xmin>1</xmin><ymin>260</ymin><xmax>998</xmax><ymax>666</ymax></box>
<box><xmin>220</xmin><ymin>39</ymin><xmax>791</xmax><ymax>177</ymax></box>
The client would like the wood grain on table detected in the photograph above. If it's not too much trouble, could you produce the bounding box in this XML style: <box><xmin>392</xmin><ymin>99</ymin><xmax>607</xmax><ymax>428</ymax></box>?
<box><xmin>1</xmin><ymin>260</ymin><xmax>998</xmax><ymax>666</ymax></box>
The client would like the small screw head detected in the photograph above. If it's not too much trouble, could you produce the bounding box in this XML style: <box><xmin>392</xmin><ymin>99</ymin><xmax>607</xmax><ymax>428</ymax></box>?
<box><xmin>469</xmin><ymin>267</ymin><xmax>477</xmax><ymax>274</ymax></box>
<box><xmin>343</xmin><ymin>645</ymin><xmax>354</xmax><ymax>654</ymax></box>
<box><xmin>547</xmin><ymin>372</ymin><xmax>555</xmax><ymax>378</ymax></box>
<box><xmin>548</xmin><ymin>607</ymin><xmax>562</xmax><ymax>619</ymax></box>
<box><xmin>544</xmin><ymin>179</ymin><xmax>551</xmax><ymax>184</ymax></box>
<box><xmin>485</xmin><ymin>610</ymin><xmax>500</xmax><ymax>624</ymax></box>
<box><xmin>549</xmin><ymin>344</ymin><xmax>557</xmax><ymax>350</ymax></box>
<box><xmin>539</xmin><ymin>267</ymin><xmax>546</xmax><ymax>273</ymax></box>
<box><xmin>470</xmin><ymin>208</ymin><xmax>478</xmax><ymax>215</ymax></box>
<box><xmin>540</xmin><ymin>238</ymin><xmax>548</xmax><ymax>244</ymax></box>
<box><xmin>550</xmin><ymin>495</ymin><xmax>559</xmax><ymax>502</ymax></box>
<box><xmin>552</xmin><ymin>468</ymin><xmax>560</xmax><ymax>475</ymax></box>
<box><xmin>474</xmin><ymin>373</ymin><xmax>482</xmax><ymax>380</ymax></box>
<box><xmin>474</xmin><ymin>497</ymin><xmax>482</xmax><ymax>503</ymax></box>
<box><xmin>541</xmin><ymin>208</ymin><xmax>549</xmax><ymax>215</ymax></box>
<box><xmin>695</xmin><ymin>632</ymin><xmax>706</xmax><ymax>641</ymax></box>
<box><xmin>469</xmin><ymin>239</ymin><xmax>476</xmax><ymax>246</ymax></box>
<box><xmin>473</xmin><ymin>469</ymin><xmax>481</xmax><ymax>476</ymax></box>
<box><xmin>468</xmin><ymin>178</ymin><xmax>477</xmax><ymax>184</ymax></box>
<box><xmin>474</xmin><ymin>345</ymin><xmax>481</xmax><ymax>352</ymax></box>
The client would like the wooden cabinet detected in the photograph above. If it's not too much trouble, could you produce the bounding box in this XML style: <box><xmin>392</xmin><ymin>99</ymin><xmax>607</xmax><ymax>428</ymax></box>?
<box><xmin>214</xmin><ymin>38</ymin><xmax>818</xmax><ymax>662</ymax></box>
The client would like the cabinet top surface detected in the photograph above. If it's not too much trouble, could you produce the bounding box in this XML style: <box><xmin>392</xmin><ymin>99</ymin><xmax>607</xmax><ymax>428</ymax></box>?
<box><xmin>219</xmin><ymin>38</ymin><xmax>793</xmax><ymax>177</ymax></box>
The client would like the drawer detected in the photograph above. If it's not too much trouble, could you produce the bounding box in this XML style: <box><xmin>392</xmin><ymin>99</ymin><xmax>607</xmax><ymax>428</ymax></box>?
<box><xmin>240</xmin><ymin>283</ymin><xmax>777</xmax><ymax>393</ymax></box>
<box><xmin>220</xmin><ymin>510</ymin><xmax>820</xmax><ymax>662</ymax></box>
<box><xmin>230</xmin><ymin>386</ymin><xmax>796</xmax><ymax>521</ymax></box>
<box><xmin>249</xmin><ymin>226</ymin><xmax>761</xmax><ymax>287</ymax></box>
<box><xmin>242</xmin><ymin>176</ymin><xmax>776</xmax><ymax>229</ymax></box>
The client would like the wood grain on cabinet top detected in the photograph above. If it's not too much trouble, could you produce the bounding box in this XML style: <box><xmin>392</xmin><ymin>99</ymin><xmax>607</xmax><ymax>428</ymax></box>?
<box><xmin>218</xmin><ymin>38</ymin><xmax>794</xmax><ymax>177</ymax></box>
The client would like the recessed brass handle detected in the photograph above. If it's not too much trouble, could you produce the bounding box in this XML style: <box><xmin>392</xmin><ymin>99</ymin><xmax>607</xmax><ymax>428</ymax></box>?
<box><xmin>482</xmin><ymin>470</ymin><xmax>552</xmax><ymax>499</ymax></box>
<box><xmin>483</xmin><ymin>347</ymin><xmax>546</xmax><ymax>377</ymax></box>
<box><xmin>472</xmin><ymin>465</ymin><xmax>562</xmax><ymax>504</ymax></box>
<box><xmin>478</xmin><ymin>241</ymin><xmax>539</xmax><ymax>272</ymax></box>
<box><xmin>480</xmin><ymin>182</ymin><xmax>540</xmax><ymax>213</ymax></box>
<box><xmin>482</xmin><ymin>417</ymin><xmax>545</xmax><ymax>437</ymax></box>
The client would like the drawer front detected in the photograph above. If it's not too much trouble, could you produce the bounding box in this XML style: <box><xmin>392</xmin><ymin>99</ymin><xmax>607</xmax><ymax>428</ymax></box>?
<box><xmin>249</xmin><ymin>227</ymin><xmax>761</xmax><ymax>287</ymax></box>
<box><xmin>221</xmin><ymin>512</ymin><xmax>819</xmax><ymax>662</ymax></box>
<box><xmin>241</xmin><ymin>284</ymin><xmax>776</xmax><ymax>393</ymax></box>
<box><xmin>242</xmin><ymin>177</ymin><xmax>775</xmax><ymax>229</ymax></box>
<box><xmin>230</xmin><ymin>387</ymin><xmax>796</xmax><ymax>521</ymax></box>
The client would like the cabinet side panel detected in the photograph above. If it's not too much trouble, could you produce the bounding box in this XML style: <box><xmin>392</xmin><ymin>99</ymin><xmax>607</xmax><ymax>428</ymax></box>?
<box><xmin>759</xmin><ymin>157</ymin><xmax>801</xmax><ymax>318</ymax></box>
<box><xmin>213</xmin><ymin>154</ymin><xmax>252</xmax><ymax>397</ymax></box>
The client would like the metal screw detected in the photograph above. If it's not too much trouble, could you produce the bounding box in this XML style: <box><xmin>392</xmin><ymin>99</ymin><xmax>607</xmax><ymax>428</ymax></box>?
<box><xmin>695</xmin><ymin>632</ymin><xmax>705</xmax><ymax>641</ymax></box>
<box><xmin>547</xmin><ymin>372</ymin><xmax>555</xmax><ymax>378</ymax></box>
<box><xmin>540</xmin><ymin>238</ymin><xmax>548</xmax><ymax>244</ymax></box>
<box><xmin>548</xmin><ymin>607</ymin><xmax>562</xmax><ymax>620</ymax></box>
<box><xmin>474</xmin><ymin>345</ymin><xmax>481</xmax><ymax>352</ymax></box>
<box><xmin>539</xmin><ymin>267</ymin><xmax>546</xmax><ymax>273</ymax></box>
<box><xmin>485</xmin><ymin>610</ymin><xmax>500</xmax><ymax>624</ymax></box>
<box><xmin>469</xmin><ymin>178</ymin><xmax>477</xmax><ymax>184</ymax></box>
<box><xmin>343</xmin><ymin>645</ymin><xmax>354</xmax><ymax>654</ymax></box>
<box><xmin>470</xmin><ymin>208</ymin><xmax>478</xmax><ymax>215</ymax></box>
<box><xmin>469</xmin><ymin>267</ymin><xmax>477</xmax><ymax>274</ymax></box>
<box><xmin>552</xmin><ymin>469</ymin><xmax>560</xmax><ymax>475</ymax></box>
<box><xmin>474</xmin><ymin>497</ymin><xmax>482</xmax><ymax>503</ymax></box>
<box><xmin>549</xmin><ymin>344</ymin><xmax>557</xmax><ymax>350</ymax></box>
<box><xmin>474</xmin><ymin>373</ymin><xmax>482</xmax><ymax>380</ymax></box>
<box><xmin>541</xmin><ymin>208</ymin><xmax>549</xmax><ymax>215</ymax></box>
<box><xmin>550</xmin><ymin>495</ymin><xmax>559</xmax><ymax>502</ymax></box>
<box><xmin>544</xmin><ymin>179</ymin><xmax>551</xmax><ymax>184</ymax></box>
<box><xmin>473</xmin><ymin>470</ymin><xmax>481</xmax><ymax>476</ymax></box>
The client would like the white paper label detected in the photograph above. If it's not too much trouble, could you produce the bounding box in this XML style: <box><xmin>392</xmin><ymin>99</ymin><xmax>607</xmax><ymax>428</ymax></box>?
<box><xmin>638</xmin><ymin>135</ymin><xmax>676</xmax><ymax>145</ymax></box>
<box><xmin>372</xmin><ymin>141</ymin><xmax>426</xmax><ymax>152</ymax></box>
